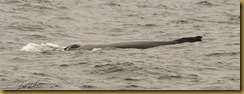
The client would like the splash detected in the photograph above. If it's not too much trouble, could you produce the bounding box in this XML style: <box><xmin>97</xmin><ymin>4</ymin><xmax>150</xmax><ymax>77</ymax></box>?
<box><xmin>20</xmin><ymin>43</ymin><xmax>65</xmax><ymax>52</ymax></box>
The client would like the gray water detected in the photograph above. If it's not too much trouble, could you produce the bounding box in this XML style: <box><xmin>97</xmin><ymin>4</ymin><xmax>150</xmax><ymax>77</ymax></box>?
<box><xmin>0</xmin><ymin>0</ymin><xmax>240</xmax><ymax>90</ymax></box>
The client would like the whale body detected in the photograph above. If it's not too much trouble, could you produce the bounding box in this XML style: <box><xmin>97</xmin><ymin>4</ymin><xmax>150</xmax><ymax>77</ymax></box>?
<box><xmin>64</xmin><ymin>36</ymin><xmax>202</xmax><ymax>51</ymax></box>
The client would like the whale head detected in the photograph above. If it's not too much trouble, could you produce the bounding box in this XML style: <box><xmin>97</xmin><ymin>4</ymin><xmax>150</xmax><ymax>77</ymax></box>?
<box><xmin>175</xmin><ymin>36</ymin><xmax>202</xmax><ymax>43</ymax></box>
<box><xmin>64</xmin><ymin>44</ymin><xmax>81</xmax><ymax>51</ymax></box>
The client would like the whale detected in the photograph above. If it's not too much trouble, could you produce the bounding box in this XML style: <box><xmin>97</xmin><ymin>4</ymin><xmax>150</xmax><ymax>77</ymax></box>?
<box><xmin>64</xmin><ymin>36</ymin><xmax>202</xmax><ymax>51</ymax></box>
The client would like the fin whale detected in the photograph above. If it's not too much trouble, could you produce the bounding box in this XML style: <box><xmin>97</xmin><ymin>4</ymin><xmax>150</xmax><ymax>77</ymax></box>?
<box><xmin>64</xmin><ymin>36</ymin><xmax>202</xmax><ymax>51</ymax></box>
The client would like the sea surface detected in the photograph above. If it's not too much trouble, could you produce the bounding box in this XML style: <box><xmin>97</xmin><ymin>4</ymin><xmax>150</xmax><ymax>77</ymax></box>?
<box><xmin>0</xmin><ymin>0</ymin><xmax>240</xmax><ymax>90</ymax></box>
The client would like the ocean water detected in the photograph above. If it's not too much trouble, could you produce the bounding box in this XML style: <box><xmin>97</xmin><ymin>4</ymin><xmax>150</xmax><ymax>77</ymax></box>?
<box><xmin>0</xmin><ymin>0</ymin><xmax>240</xmax><ymax>90</ymax></box>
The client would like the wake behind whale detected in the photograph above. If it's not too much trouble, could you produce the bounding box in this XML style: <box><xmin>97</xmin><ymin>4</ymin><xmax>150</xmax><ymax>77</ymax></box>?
<box><xmin>20</xmin><ymin>43</ymin><xmax>65</xmax><ymax>52</ymax></box>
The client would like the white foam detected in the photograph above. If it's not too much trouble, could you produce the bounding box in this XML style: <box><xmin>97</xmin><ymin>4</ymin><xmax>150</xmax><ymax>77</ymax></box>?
<box><xmin>91</xmin><ymin>48</ymin><xmax>102</xmax><ymax>52</ymax></box>
<box><xmin>20</xmin><ymin>43</ymin><xmax>64</xmax><ymax>52</ymax></box>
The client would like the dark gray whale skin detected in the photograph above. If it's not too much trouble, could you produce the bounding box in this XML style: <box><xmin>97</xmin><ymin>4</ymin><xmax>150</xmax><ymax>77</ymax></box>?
<box><xmin>64</xmin><ymin>36</ymin><xmax>202</xmax><ymax>51</ymax></box>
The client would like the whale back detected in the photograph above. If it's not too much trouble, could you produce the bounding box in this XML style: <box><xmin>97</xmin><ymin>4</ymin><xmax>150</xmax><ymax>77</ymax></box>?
<box><xmin>64</xmin><ymin>36</ymin><xmax>203</xmax><ymax>51</ymax></box>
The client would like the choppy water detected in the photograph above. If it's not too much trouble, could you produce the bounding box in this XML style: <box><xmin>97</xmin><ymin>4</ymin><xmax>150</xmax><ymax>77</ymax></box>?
<box><xmin>0</xmin><ymin>0</ymin><xmax>240</xmax><ymax>90</ymax></box>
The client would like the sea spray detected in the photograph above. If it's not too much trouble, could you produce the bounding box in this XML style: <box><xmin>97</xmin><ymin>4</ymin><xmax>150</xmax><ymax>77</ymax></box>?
<box><xmin>20</xmin><ymin>43</ymin><xmax>65</xmax><ymax>52</ymax></box>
